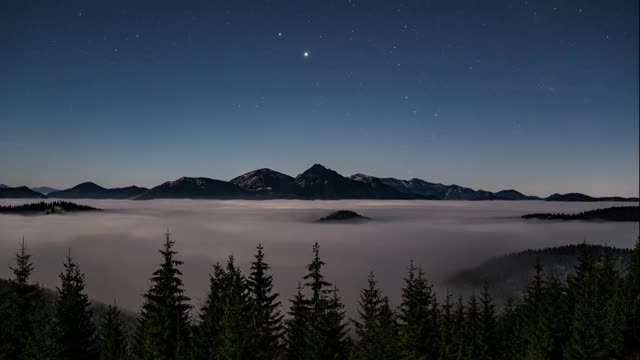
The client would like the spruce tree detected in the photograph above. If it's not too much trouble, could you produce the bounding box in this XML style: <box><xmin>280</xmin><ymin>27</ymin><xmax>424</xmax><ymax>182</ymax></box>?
<box><xmin>3</xmin><ymin>239</ymin><xmax>42</xmax><ymax>359</ymax></box>
<box><xmin>438</xmin><ymin>292</ymin><xmax>457</xmax><ymax>360</ymax></box>
<box><xmin>55</xmin><ymin>252</ymin><xmax>97</xmax><ymax>360</ymax></box>
<box><xmin>398</xmin><ymin>260</ymin><xmax>440</xmax><ymax>360</ymax></box>
<box><xmin>284</xmin><ymin>283</ymin><xmax>309</xmax><ymax>360</ymax></box>
<box><xmin>134</xmin><ymin>232</ymin><xmax>191</xmax><ymax>360</ymax></box>
<box><xmin>22</xmin><ymin>300</ymin><xmax>61</xmax><ymax>360</ymax></box>
<box><xmin>519</xmin><ymin>261</ymin><xmax>550</xmax><ymax>359</ymax></box>
<box><xmin>215</xmin><ymin>256</ymin><xmax>252</xmax><ymax>359</ymax></box>
<box><xmin>248</xmin><ymin>244</ymin><xmax>284</xmax><ymax>359</ymax></box>
<box><xmin>301</xmin><ymin>242</ymin><xmax>348</xmax><ymax>360</ymax></box>
<box><xmin>497</xmin><ymin>298</ymin><xmax>520</xmax><ymax>360</ymax></box>
<box><xmin>351</xmin><ymin>272</ymin><xmax>399</xmax><ymax>359</ymax></box>
<box><xmin>377</xmin><ymin>297</ymin><xmax>400</xmax><ymax>359</ymax></box>
<box><xmin>451</xmin><ymin>296</ymin><xmax>466</xmax><ymax>360</ymax></box>
<box><xmin>564</xmin><ymin>245</ymin><xmax>605</xmax><ymax>360</ymax></box>
<box><xmin>464</xmin><ymin>293</ymin><xmax>482</xmax><ymax>359</ymax></box>
<box><xmin>623</xmin><ymin>238</ymin><xmax>640</xmax><ymax>358</ymax></box>
<box><xmin>478</xmin><ymin>283</ymin><xmax>498</xmax><ymax>360</ymax></box>
<box><xmin>351</xmin><ymin>272</ymin><xmax>384</xmax><ymax>359</ymax></box>
<box><xmin>192</xmin><ymin>262</ymin><xmax>225</xmax><ymax>360</ymax></box>
<box><xmin>98</xmin><ymin>304</ymin><xmax>129</xmax><ymax>360</ymax></box>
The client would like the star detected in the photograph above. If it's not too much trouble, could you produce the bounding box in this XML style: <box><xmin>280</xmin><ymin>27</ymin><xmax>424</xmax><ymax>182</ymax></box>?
<box><xmin>303</xmin><ymin>51</ymin><xmax>310</xmax><ymax>58</ymax></box>
<box><xmin>277</xmin><ymin>32</ymin><xmax>282</xmax><ymax>37</ymax></box>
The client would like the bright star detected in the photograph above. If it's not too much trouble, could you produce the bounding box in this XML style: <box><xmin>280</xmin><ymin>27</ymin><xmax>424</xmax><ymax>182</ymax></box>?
<box><xmin>303</xmin><ymin>51</ymin><xmax>310</xmax><ymax>58</ymax></box>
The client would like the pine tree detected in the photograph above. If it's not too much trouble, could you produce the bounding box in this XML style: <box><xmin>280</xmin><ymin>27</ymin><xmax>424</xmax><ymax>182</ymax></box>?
<box><xmin>398</xmin><ymin>259</ymin><xmax>440</xmax><ymax>360</ymax></box>
<box><xmin>22</xmin><ymin>300</ymin><xmax>61</xmax><ymax>360</ymax></box>
<box><xmin>564</xmin><ymin>245</ymin><xmax>606</xmax><ymax>360</ymax></box>
<box><xmin>377</xmin><ymin>297</ymin><xmax>400</xmax><ymax>359</ymax></box>
<box><xmin>98</xmin><ymin>304</ymin><xmax>129</xmax><ymax>360</ymax></box>
<box><xmin>134</xmin><ymin>232</ymin><xmax>191</xmax><ymax>360</ymax></box>
<box><xmin>519</xmin><ymin>261</ymin><xmax>550</xmax><ymax>359</ymax></box>
<box><xmin>284</xmin><ymin>283</ymin><xmax>309</xmax><ymax>360</ymax></box>
<box><xmin>478</xmin><ymin>283</ymin><xmax>498</xmax><ymax>360</ymax></box>
<box><xmin>301</xmin><ymin>242</ymin><xmax>349</xmax><ymax>360</ymax></box>
<box><xmin>623</xmin><ymin>238</ymin><xmax>640</xmax><ymax>358</ymax></box>
<box><xmin>451</xmin><ymin>296</ymin><xmax>466</xmax><ymax>360</ymax></box>
<box><xmin>464</xmin><ymin>293</ymin><xmax>482</xmax><ymax>359</ymax></box>
<box><xmin>192</xmin><ymin>262</ymin><xmax>225</xmax><ymax>360</ymax></box>
<box><xmin>215</xmin><ymin>256</ymin><xmax>252</xmax><ymax>360</ymax></box>
<box><xmin>351</xmin><ymin>272</ymin><xmax>398</xmax><ymax>359</ymax></box>
<box><xmin>351</xmin><ymin>272</ymin><xmax>384</xmax><ymax>360</ymax></box>
<box><xmin>437</xmin><ymin>292</ymin><xmax>457</xmax><ymax>360</ymax></box>
<box><xmin>497</xmin><ymin>297</ymin><xmax>520</xmax><ymax>360</ymax></box>
<box><xmin>542</xmin><ymin>273</ymin><xmax>568</xmax><ymax>360</ymax></box>
<box><xmin>248</xmin><ymin>244</ymin><xmax>284</xmax><ymax>359</ymax></box>
<box><xmin>55</xmin><ymin>252</ymin><xmax>98</xmax><ymax>360</ymax></box>
<box><xmin>2</xmin><ymin>239</ymin><xmax>42</xmax><ymax>359</ymax></box>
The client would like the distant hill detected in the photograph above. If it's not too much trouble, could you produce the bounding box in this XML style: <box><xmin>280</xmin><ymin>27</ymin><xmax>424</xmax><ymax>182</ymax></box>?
<box><xmin>0</xmin><ymin>186</ymin><xmax>48</xmax><ymax>199</ymax></box>
<box><xmin>318</xmin><ymin>210</ymin><xmax>370</xmax><ymax>222</ymax></box>
<box><xmin>0</xmin><ymin>201</ymin><xmax>100</xmax><ymax>215</ymax></box>
<box><xmin>48</xmin><ymin>182</ymin><xmax>148</xmax><ymax>199</ymax></box>
<box><xmin>523</xmin><ymin>206</ymin><xmax>639</xmax><ymax>222</ymax></box>
<box><xmin>2</xmin><ymin>165</ymin><xmax>636</xmax><ymax>200</ymax></box>
<box><xmin>295</xmin><ymin>164</ymin><xmax>417</xmax><ymax>199</ymax></box>
<box><xmin>135</xmin><ymin>177</ymin><xmax>251</xmax><ymax>200</ymax></box>
<box><xmin>0</xmin><ymin>184</ymin><xmax>8</xmax><ymax>189</ymax></box>
<box><xmin>545</xmin><ymin>193</ymin><xmax>639</xmax><ymax>202</ymax></box>
<box><xmin>230</xmin><ymin>168</ymin><xmax>298</xmax><ymax>195</ymax></box>
<box><xmin>31</xmin><ymin>186</ymin><xmax>60</xmax><ymax>195</ymax></box>
<box><xmin>447</xmin><ymin>244</ymin><xmax>633</xmax><ymax>301</ymax></box>
<box><xmin>353</xmin><ymin>174</ymin><xmax>539</xmax><ymax>200</ymax></box>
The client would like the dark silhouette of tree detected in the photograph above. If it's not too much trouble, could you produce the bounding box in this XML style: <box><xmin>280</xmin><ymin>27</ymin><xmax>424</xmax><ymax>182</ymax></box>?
<box><xmin>284</xmin><ymin>283</ymin><xmax>309</xmax><ymax>360</ymax></box>
<box><xmin>350</xmin><ymin>272</ymin><xmax>398</xmax><ymax>359</ymax></box>
<box><xmin>55</xmin><ymin>252</ymin><xmax>97</xmax><ymax>360</ymax></box>
<box><xmin>464</xmin><ymin>293</ymin><xmax>482</xmax><ymax>359</ymax></box>
<box><xmin>497</xmin><ymin>297</ymin><xmax>520</xmax><ymax>360</ymax></box>
<box><xmin>248</xmin><ymin>243</ymin><xmax>284</xmax><ymax>359</ymax></box>
<box><xmin>479</xmin><ymin>283</ymin><xmax>498</xmax><ymax>360</ymax></box>
<box><xmin>623</xmin><ymin>238</ymin><xmax>640</xmax><ymax>358</ymax></box>
<box><xmin>22</xmin><ymin>301</ymin><xmax>61</xmax><ymax>360</ymax></box>
<box><xmin>301</xmin><ymin>242</ymin><xmax>349</xmax><ymax>360</ymax></box>
<box><xmin>437</xmin><ymin>291</ymin><xmax>457</xmax><ymax>360</ymax></box>
<box><xmin>398</xmin><ymin>260</ymin><xmax>440</xmax><ymax>360</ymax></box>
<box><xmin>2</xmin><ymin>239</ymin><xmax>42</xmax><ymax>359</ymax></box>
<box><xmin>98</xmin><ymin>303</ymin><xmax>129</xmax><ymax>360</ymax></box>
<box><xmin>134</xmin><ymin>232</ymin><xmax>191</xmax><ymax>360</ymax></box>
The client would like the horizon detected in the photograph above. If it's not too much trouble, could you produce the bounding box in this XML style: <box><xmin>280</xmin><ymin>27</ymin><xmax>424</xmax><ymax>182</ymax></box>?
<box><xmin>2</xmin><ymin>162</ymin><xmax>639</xmax><ymax>198</ymax></box>
<box><xmin>2</xmin><ymin>0</ymin><xmax>638</xmax><ymax>197</ymax></box>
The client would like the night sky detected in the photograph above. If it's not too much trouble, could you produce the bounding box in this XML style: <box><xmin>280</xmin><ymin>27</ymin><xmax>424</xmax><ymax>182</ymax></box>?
<box><xmin>2</xmin><ymin>0</ymin><xmax>638</xmax><ymax>196</ymax></box>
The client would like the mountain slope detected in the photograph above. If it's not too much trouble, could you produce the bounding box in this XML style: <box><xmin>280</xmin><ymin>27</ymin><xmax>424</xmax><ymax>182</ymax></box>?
<box><xmin>230</xmin><ymin>168</ymin><xmax>297</xmax><ymax>195</ymax></box>
<box><xmin>0</xmin><ymin>186</ymin><xmax>48</xmax><ymax>199</ymax></box>
<box><xmin>447</xmin><ymin>244</ymin><xmax>632</xmax><ymax>302</ymax></box>
<box><xmin>546</xmin><ymin>193</ymin><xmax>639</xmax><ymax>202</ymax></box>
<box><xmin>31</xmin><ymin>186</ymin><xmax>60</xmax><ymax>194</ymax></box>
<box><xmin>48</xmin><ymin>182</ymin><xmax>148</xmax><ymax>199</ymax></box>
<box><xmin>295</xmin><ymin>165</ymin><xmax>417</xmax><ymax>199</ymax></box>
<box><xmin>135</xmin><ymin>177</ymin><xmax>252</xmax><ymax>200</ymax></box>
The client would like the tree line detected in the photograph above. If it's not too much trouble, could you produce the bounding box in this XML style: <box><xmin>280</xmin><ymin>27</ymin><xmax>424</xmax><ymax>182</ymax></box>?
<box><xmin>0</xmin><ymin>234</ymin><xmax>638</xmax><ymax>360</ymax></box>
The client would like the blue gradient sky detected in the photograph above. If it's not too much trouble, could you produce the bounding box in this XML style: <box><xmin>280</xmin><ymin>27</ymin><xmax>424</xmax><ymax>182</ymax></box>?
<box><xmin>1</xmin><ymin>0</ymin><xmax>638</xmax><ymax>197</ymax></box>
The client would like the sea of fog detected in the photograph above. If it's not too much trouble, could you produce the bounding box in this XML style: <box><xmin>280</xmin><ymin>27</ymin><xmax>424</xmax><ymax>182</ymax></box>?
<box><xmin>0</xmin><ymin>199</ymin><xmax>638</xmax><ymax>316</ymax></box>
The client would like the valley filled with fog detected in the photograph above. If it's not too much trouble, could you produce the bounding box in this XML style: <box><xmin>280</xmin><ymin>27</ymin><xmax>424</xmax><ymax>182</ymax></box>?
<box><xmin>0</xmin><ymin>199</ymin><xmax>637</xmax><ymax>316</ymax></box>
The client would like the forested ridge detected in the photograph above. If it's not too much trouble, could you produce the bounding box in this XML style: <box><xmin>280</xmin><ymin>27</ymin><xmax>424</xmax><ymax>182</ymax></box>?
<box><xmin>1</xmin><ymin>235</ymin><xmax>638</xmax><ymax>360</ymax></box>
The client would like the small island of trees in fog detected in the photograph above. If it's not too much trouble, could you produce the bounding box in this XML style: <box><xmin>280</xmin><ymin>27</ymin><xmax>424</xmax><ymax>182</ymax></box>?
<box><xmin>1</xmin><ymin>234</ymin><xmax>638</xmax><ymax>360</ymax></box>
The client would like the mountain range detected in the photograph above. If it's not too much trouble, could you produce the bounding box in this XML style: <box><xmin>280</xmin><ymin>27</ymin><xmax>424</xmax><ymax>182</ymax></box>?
<box><xmin>1</xmin><ymin>164</ymin><xmax>638</xmax><ymax>201</ymax></box>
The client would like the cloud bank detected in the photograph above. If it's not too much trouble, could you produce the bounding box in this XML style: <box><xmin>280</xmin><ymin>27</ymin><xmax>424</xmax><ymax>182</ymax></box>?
<box><xmin>0</xmin><ymin>199</ymin><xmax>637</xmax><ymax>316</ymax></box>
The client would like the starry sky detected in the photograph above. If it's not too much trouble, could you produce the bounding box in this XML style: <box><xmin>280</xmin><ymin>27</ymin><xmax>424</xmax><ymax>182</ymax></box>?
<box><xmin>1</xmin><ymin>0</ymin><xmax>638</xmax><ymax>197</ymax></box>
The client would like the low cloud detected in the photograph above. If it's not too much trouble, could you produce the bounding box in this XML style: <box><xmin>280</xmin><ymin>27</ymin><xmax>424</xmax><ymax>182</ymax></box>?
<box><xmin>0</xmin><ymin>199</ymin><xmax>637</xmax><ymax>316</ymax></box>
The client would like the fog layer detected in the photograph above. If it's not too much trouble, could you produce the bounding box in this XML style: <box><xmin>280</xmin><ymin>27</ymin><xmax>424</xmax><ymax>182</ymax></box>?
<box><xmin>0</xmin><ymin>200</ymin><xmax>637</xmax><ymax>316</ymax></box>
